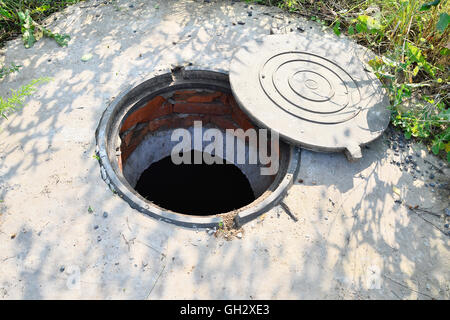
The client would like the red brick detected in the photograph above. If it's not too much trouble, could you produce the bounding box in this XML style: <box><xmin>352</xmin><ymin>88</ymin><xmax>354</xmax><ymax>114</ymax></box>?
<box><xmin>230</xmin><ymin>99</ymin><xmax>255</xmax><ymax>131</ymax></box>
<box><xmin>172</xmin><ymin>90</ymin><xmax>198</xmax><ymax>101</ymax></box>
<box><xmin>120</xmin><ymin>96</ymin><xmax>170</xmax><ymax>133</ymax></box>
<box><xmin>120</xmin><ymin>126</ymin><xmax>150</xmax><ymax>164</ymax></box>
<box><xmin>122</xmin><ymin>130</ymin><xmax>133</xmax><ymax>146</ymax></box>
<box><xmin>173</xmin><ymin>102</ymin><xmax>231</xmax><ymax>115</ymax></box>
<box><xmin>209</xmin><ymin>116</ymin><xmax>239</xmax><ymax>130</ymax></box>
<box><xmin>147</xmin><ymin>118</ymin><xmax>173</xmax><ymax>132</ymax></box>
<box><xmin>185</xmin><ymin>91</ymin><xmax>222</xmax><ymax>103</ymax></box>
<box><xmin>219</xmin><ymin>93</ymin><xmax>230</xmax><ymax>105</ymax></box>
<box><xmin>121</xmin><ymin>144</ymin><xmax>136</xmax><ymax>164</ymax></box>
<box><xmin>180</xmin><ymin>115</ymin><xmax>208</xmax><ymax>127</ymax></box>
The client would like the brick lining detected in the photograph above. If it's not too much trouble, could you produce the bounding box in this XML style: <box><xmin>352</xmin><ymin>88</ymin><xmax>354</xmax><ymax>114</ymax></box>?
<box><xmin>118</xmin><ymin>90</ymin><xmax>257</xmax><ymax>170</ymax></box>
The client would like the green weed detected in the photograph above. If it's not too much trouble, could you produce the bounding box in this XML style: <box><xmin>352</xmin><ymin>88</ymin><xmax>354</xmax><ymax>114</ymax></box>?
<box><xmin>0</xmin><ymin>77</ymin><xmax>51</xmax><ymax>119</ymax></box>
<box><xmin>249</xmin><ymin>0</ymin><xmax>449</xmax><ymax>161</ymax></box>
<box><xmin>0</xmin><ymin>0</ymin><xmax>81</xmax><ymax>47</ymax></box>
<box><xmin>0</xmin><ymin>62</ymin><xmax>21</xmax><ymax>79</ymax></box>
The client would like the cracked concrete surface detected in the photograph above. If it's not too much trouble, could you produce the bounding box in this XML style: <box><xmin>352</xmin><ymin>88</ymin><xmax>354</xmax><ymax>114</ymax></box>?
<box><xmin>0</xmin><ymin>0</ymin><xmax>449</xmax><ymax>299</ymax></box>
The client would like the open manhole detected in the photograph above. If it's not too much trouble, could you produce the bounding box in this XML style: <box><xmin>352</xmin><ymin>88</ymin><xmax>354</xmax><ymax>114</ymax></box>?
<box><xmin>96</xmin><ymin>69</ymin><xmax>300</xmax><ymax>228</ymax></box>
<box><xmin>96</xmin><ymin>34</ymin><xmax>389</xmax><ymax>228</ymax></box>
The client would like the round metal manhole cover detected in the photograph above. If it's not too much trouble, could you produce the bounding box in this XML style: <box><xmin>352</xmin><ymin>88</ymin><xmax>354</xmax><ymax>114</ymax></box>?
<box><xmin>260</xmin><ymin>52</ymin><xmax>361</xmax><ymax>123</ymax></box>
<box><xmin>230</xmin><ymin>35</ymin><xmax>390</xmax><ymax>160</ymax></box>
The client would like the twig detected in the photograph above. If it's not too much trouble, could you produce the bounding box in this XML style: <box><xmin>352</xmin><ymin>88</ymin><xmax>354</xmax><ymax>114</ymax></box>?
<box><xmin>146</xmin><ymin>261</ymin><xmax>166</xmax><ymax>300</ymax></box>
<box><xmin>280</xmin><ymin>200</ymin><xmax>298</xmax><ymax>222</ymax></box>
<box><xmin>126</xmin><ymin>217</ymin><xmax>132</xmax><ymax>232</ymax></box>
<box><xmin>391</xmin><ymin>290</ymin><xmax>402</xmax><ymax>300</ymax></box>
<box><xmin>423</xmin><ymin>158</ymin><xmax>445</xmax><ymax>172</ymax></box>
<box><xmin>383</xmin><ymin>275</ymin><xmax>435</xmax><ymax>300</ymax></box>
<box><xmin>404</xmin><ymin>203</ymin><xmax>441</xmax><ymax>218</ymax></box>
<box><xmin>121</xmin><ymin>233</ymin><xmax>135</xmax><ymax>252</ymax></box>
<box><xmin>2</xmin><ymin>256</ymin><xmax>15</xmax><ymax>262</ymax></box>
<box><xmin>135</xmin><ymin>239</ymin><xmax>166</xmax><ymax>257</ymax></box>
<box><xmin>412</xmin><ymin>207</ymin><xmax>441</xmax><ymax>218</ymax></box>
<box><xmin>408</xmin><ymin>208</ymin><xmax>447</xmax><ymax>236</ymax></box>
<box><xmin>80</xmin><ymin>4</ymin><xmax>100</xmax><ymax>9</ymax></box>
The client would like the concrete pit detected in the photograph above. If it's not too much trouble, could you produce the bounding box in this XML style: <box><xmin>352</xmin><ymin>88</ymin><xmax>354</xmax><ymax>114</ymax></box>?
<box><xmin>96</xmin><ymin>70</ymin><xmax>300</xmax><ymax>228</ymax></box>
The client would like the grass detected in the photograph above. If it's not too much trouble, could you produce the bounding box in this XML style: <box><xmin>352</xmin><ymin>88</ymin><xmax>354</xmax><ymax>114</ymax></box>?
<box><xmin>0</xmin><ymin>1</ymin><xmax>82</xmax><ymax>122</ymax></box>
<box><xmin>0</xmin><ymin>0</ymin><xmax>83</xmax><ymax>47</ymax></box>
<box><xmin>248</xmin><ymin>0</ymin><xmax>449</xmax><ymax>161</ymax></box>
<box><xmin>0</xmin><ymin>77</ymin><xmax>51</xmax><ymax>120</ymax></box>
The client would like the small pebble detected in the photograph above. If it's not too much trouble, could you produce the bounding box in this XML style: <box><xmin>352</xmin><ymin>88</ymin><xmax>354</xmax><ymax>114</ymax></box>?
<box><xmin>444</xmin><ymin>208</ymin><xmax>450</xmax><ymax>217</ymax></box>
<box><xmin>103</xmin><ymin>212</ymin><xmax>108</xmax><ymax>218</ymax></box>
<box><xmin>97</xmin><ymin>236</ymin><xmax>102</xmax><ymax>242</ymax></box>
<box><xmin>94</xmin><ymin>225</ymin><xmax>99</xmax><ymax>230</ymax></box>
<box><xmin>237</xmin><ymin>21</ymin><xmax>245</xmax><ymax>25</ymax></box>
<box><xmin>236</xmin><ymin>232</ymin><xmax>243</xmax><ymax>239</ymax></box>
<box><xmin>59</xmin><ymin>266</ymin><xmax>65</xmax><ymax>273</ymax></box>
<box><xmin>429</xmin><ymin>174</ymin><xmax>435</xmax><ymax>179</ymax></box>
<box><xmin>429</xmin><ymin>183</ymin><xmax>436</xmax><ymax>188</ymax></box>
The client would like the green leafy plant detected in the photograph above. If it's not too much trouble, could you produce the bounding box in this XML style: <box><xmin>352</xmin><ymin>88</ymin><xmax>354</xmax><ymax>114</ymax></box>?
<box><xmin>436</xmin><ymin>12</ymin><xmax>450</xmax><ymax>32</ymax></box>
<box><xmin>0</xmin><ymin>77</ymin><xmax>50</xmax><ymax>119</ymax></box>
<box><xmin>17</xmin><ymin>9</ymin><xmax>70</xmax><ymax>48</ymax></box>
<box><xmin>1</xmin><ymin>0</ymin><xmax>81</xmax><ymax>47</ymax></box>
<box><xmin>0</xmin><ymin>62</ymin><xmax>21</xmax><ymax>79</ymax></box>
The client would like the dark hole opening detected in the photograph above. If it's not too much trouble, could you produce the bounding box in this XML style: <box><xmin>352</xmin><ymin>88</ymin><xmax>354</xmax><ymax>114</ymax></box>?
<box><xmin>135</xmin><ymin>151</ymin><xmax>256</xmax><ymax>215</ymax></box>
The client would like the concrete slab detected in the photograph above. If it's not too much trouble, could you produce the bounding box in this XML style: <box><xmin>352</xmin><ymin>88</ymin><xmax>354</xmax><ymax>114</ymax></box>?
<box><xmin>0</xmin><ymin>0</ymin><xmax>449</xmax><ymax>299</ymax></box>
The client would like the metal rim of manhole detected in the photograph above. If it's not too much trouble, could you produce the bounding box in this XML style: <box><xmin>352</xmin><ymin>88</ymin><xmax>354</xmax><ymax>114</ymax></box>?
<box><xmin>95</xmin><ymin>69</ymin><xmax>301</xmax><ymax>228</ymax></box>
<box><xmin>230</xmin><ymin>34</ymin><xmax>390</xmax><ymax>161</ymax></box>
